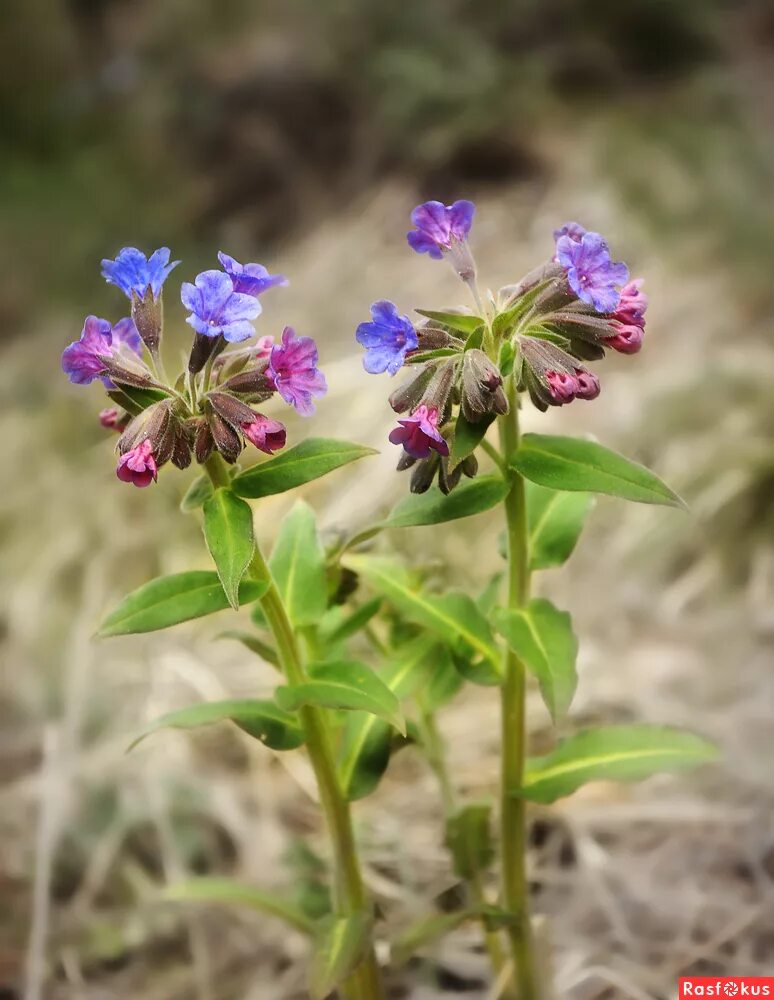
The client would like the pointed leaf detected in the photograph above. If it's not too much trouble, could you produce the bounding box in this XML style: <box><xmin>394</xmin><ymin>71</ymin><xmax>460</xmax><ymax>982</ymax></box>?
<box><xmin>129</xmin><ymin>699</ymin><xmax>304</xmax><ymax>751</ymax></box>
<box><xmin>310</xmin><ymin>912</ymin><xmax>372</xmax><ymax>1000</ymax></box>
<box><xmin>421</xmin><ymin>645</ymin><xmax>464</xmax><ymax>711</ymax></box>
<box><xmin>512</xmin><ymin>434</ymin><xmax>685</xmax><ymax>508</ymax></box>
<box><xmin>317</xmin><ymin>597</ymin><xmax>383</xmax><ymax>648</ymax></box>
<box><xmin>392</xmin><ymin>910</ymin><xmax>477</xmax><ymax>966</ymax></box>
<box><xmin>231</xmin><ymin>438</ymin><xmax>377</xmax><ymax>499</ymax></box>
<box><xmin>203</xmin><ymin>488</ymin><xmax>255</xmax><ymax>609</ymax></box>
<box><xmin>165</xmin><ymin>877</ymin><xmax>314</xmax><ymax>935</ymax></box>
<box><xmin>415</xmin><ymin>309</ymin><xmax>484</xmax><ymax>334</ymax></box>
<box><xmin>527</xmin><ymin>482</ymin><xmax>594</xmax><ymax>570</ymax></box>
<box><xmin>492</xmin><ymin>599</ymin><xmax>578</xmax><ymax>721</ymax></box>
<box><xmin>217</xmin><ymin>629</ymin><xmax>279</xmax><ymax>667</ymax></box>
<box><xmin>449</xmin><ymin>412</ymin><xmax>495</xmax><ymax>471</ymax></box>
<box><xmin>180</xmin><ymin>474</ymin><xmax>213</xmax><ymax>513</ymax></box>
<box><xmin>519</xmin><ymin>725</ymin><xmax>718</xmax><ymax>803</ymax></box>
<box><xmin>276</xmin><ymin>660</ymin><xmax>405</xmax><ymax>734</ymax></box>
<box><xmin>97</xmin><ymin>572</ymin><xmax>268</xmax><ymax>637</ymax></box>
<box><xmin>345</xmin><ymin>556</ymin><xmax>500</xmax><ymax>670</ymax></box>
<box><xmin>269</xmin><ymin>501</ymin><xmax>327</xmax><ymax>626</ymax></box>
<box><xmin>338</xmin><ymin>634</ymin><xmax>438</xmax><ymax>800</ymax></box>
<box><xmin>383</xmin><ymin>475</ymin><xmax>508</xmax><ymax>528</ymax></box>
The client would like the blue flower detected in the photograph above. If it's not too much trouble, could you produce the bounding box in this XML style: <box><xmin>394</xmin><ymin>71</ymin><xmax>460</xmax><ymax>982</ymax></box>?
<box><xmin>101</xmin><ymin>247</ymin><xmax>180</xmax><ymax>300</ymax></box>
<box><xmin>556</xmin><ymin>231</ymin><xmax>629</xmax><ymax>313</ymax></box>
<box><xmin>553</xmin><ymin>221</ymin><xmax>587</xmax><ymax>244</ymax></box>
<box><xmin>356</xmin><ymin>300</ymin><xmax>418</xmax><ymax>376</ymax></box>
<box><xmin>181</xmin><ymin>270</ymin><xmax>261</xmax><ymax>344</ymax></box>
<box><xmin>61</xmin><ymin>315</ymin><xmax>142</xmax><ymax>386</ymax></box>
<box><xmin>407</xmin><ymin>200</ymin><xmax>475</xmax><ymax>259</ymax></box>
<box><xmin>218</xmin><ymin>251</ymin><xmax>288</xmax><ymax>298</ymax></box>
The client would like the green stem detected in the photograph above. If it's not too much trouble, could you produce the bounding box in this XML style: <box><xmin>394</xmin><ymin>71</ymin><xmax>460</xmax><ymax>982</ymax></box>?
<box><xmin>416</xmin><ymin>704</ymin><xmax>508</xmax><ymax>982</ymax></box>
<box><xmin>498</xmin><ymin>381</ymin><xmax>539</xmax><ymax>999</ymax></box>
<box><xmin>203</xmin><ymin>455</ymin><xmax>384</xmax><ymax>1000</ymax></box>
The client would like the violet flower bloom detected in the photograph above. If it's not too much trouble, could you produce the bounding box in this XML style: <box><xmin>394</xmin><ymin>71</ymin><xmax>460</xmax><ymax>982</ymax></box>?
<box><xmin>556</xmin><ymin>231</ymin><xmax>629</xmax><ymax>313</ymax></box>
<box><xmin>242</xmin><ymin>414</ymin><xmax>287</xmax><ymax>454</ymax></box>
<box><xmin>116</xmin><ymin>439</ymin><xmax>157</xmax><ymax>488</ymax></box>
<box><xmin>553</xmin><ymin>221</ymin><xmax>587</xmax><ymax>244</ymax></box>
<box><xmin>389</xmin><ymin>404</ymin><xmax>449</xmax><ymax>460</ymax></box>
<box><xmin>61</xmin><ymin>315</ymin><xmax>142</xmax><ymax>386</ymax></box>
<box><xmin>101</xmin><ymin>247</ymin><xmax>179</xmax><ymax>300</ymax></box>
<box><xmin>407</xmin><ymin>200</ymin><xmax>475</xmax><ymax>260</ymax></box>
<box><xmin>356</xmin><ymin>300</ymin><xmax>418</xmax><ymax>376</ymax></box>
<box><xmin>267</xmin><ymin>327</ymin><xmax>327</xmax><ymax>415</ymax></box>
<box><xmin>181</xmin><ymin>270</ymin><xmax>261</xmax><ymax>344</ymax></box>
<box><xmin>218</xmin><ymin>252</ymin><xmax>288</xmax><ymax>298</ymax></box>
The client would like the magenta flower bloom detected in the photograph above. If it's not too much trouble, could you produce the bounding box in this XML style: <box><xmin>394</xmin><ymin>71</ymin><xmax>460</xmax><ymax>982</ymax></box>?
<box><xmin>389</xmin><ymin>404</ymin><xmax>449</xmax><ymax>459</ymax></box>
<box><xmin>242</xmin><ymin>414</ymin><xmax>287</xmax><ymax>454</ymax></box>
<box><xmin>267</xmin><ymin>327</ymin><xmax>327</xmax><ymax>415</ymax></box>
<box><xmin>556</xmin><ymin>231</ymin><xmax>629</xmax><ymax>313</ymax></box>
<box><xmin>613</xmin><ymin>278</ymin><xmax>648</xmax><ymax>326</ymax></box>
<box><xmin>61</xmin><ymin>315</ymin><xmax>142</xmax><ymax>386</ymax></box>
<box><xmin>356</xmin><ymin>300</ymin><xmax>418</xmax><ymax>376</ymax></box>
<box><xmin>218</xmin><ymin>252</ymin><xmax>288</xmax><ymax>298</ymax></box>
<box><xmin>607</xmin><ymin>321</ymin><xmax>644</xmax><ymax>354</ymax></box>
<box><xmin>545</xmin><ymin>370</ymin><xmax>579</xmax><ymax>404</ymax></box>
<box><xmin>573</xmin><ymin>369</ymin><xmax>601</xmax><ymax>400</ymax></box>
<box><xmin>101</xmin><ymin>247</ymin><xmax>179</xmax><ymax>300</ymax></box>
<box><xmin>255</xmin><ymin>335</ymin><xmax>274</xmax><ymax>360</ymax></box>
<box><xmin>407</xmin><ymin>200</ymin><xmax>475</xmax><ymax>260</ymax></box>
<box><xmin>116</xmin><ymin>439</ymin><xmax>157</xmax><ymax>488</ymax></box>
<box><xmin>181</xmin><ymin>270</ymin><xmax>261</xmax><ymax>344</ymax></box>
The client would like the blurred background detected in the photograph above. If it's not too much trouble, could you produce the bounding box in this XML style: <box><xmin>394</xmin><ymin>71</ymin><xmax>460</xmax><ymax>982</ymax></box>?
<box><xmin>2</xmin><ymin>1</ymin><xmax>774</xmax><ymax>997</ymax></box>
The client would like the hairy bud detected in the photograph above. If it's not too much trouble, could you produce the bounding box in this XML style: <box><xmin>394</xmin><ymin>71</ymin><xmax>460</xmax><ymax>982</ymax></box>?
<box><xmin>389</xmin><ymin>366</ymin><xmax>435</xmax><ymax>414</ymax></box>
<box><xmin>131</xmin><ymin>289</ymin><xmax>163</xmax><ymax>354</ymax></box>
<box><xmin>461</xmin><ymin>349</ymin><xmax>507</xmax><ymax>422</ymax></box>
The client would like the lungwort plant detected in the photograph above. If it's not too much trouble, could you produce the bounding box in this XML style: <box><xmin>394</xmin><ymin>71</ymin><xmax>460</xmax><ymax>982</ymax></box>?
<box><xmin>63</xmin><ymin>217</ymin><xmax>715</xmax><ymax>999</ymax></box>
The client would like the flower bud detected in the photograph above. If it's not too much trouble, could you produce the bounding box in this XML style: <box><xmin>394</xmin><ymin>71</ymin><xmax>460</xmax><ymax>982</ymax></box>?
<box><xmin>131</xmin><ymin>289</ymin><xmax>163</xmax><ymax>354</ymax></box>
<box><xmin>461</xmin><ymin>453</ymin><xmax>479</xmax><ymax>478</ymax></box>
<box><xmin>517</xmin><ymin>335</ymin><xmax>600</xmax><ymax>410</ymax></box>
<box><xmin>99</xmin><ymin>408</ymin><xmax>129</xmax><ymax>432</ymax></box>
<box><xmin>98</xmin><ymin>354</ymin><xmax>161</xmax><ymax>391</ymax></box>
<box><xmin>170</xmin><ymin>422</ymin><xmax>193</xmax><ymax>469</ymax></box>
<box><xmin>461</xmin><ymin>349</ymin><xmax>507</xmax><ymax>422</ymax></box>
<box><xmin>421</xmin><ymin>359</ymin><xmax>456</xmax><ymax>418</ymax></box>
<box><xmin>415</xmin><ymin>323</ymin><xmax>464</xmax><ymax>351</ymax></box>
<box><xmin>410</xmin><ymin>452</ymin><xmax>440</xmax><ymax>494</ymax></box>
<box><xmin>438</xmin><ymin>457</ymin><xmax>463</xmax><ymax>495</ymax></box>
<box><xmin>220</xmin><ymin>366</ymin><xmax>273</xmax><ymax>400</ymax></box>
<box><xmin>607</xmin><ymin>321</ymin><xmax>644</xmax><ymax>355</ymax></box>
<box><xmin>207</xmin><ymin>391</ymin><xmax>258</xmax><ymax>431</ymax></box>
<box><xmin>188</xmin><ymin>332</ymin><xmax>223</xmax><ymax>375</ymax></box>
<box><xmin>195</xmin><ymin>419</ymin><xmax>215</xmax><ymax>464</ymax></box>
<box><xmin>499</xmin><ymin>261</ymin><xmax>565</xmax><ymax>309</ymax></box>
<box><xmin>396</xmin><ymin>452</ymin><xmax>417</xmax><ymax>472</ymax></box>
<box><xmin>389</xmin><ymin>366</ymin><xmax>435</xmax><ymax>414</ymax></box>
<box><xmin>207</xmin><ymin>410</ymin><xmax>242</xmax><ymax>464</ymax></box>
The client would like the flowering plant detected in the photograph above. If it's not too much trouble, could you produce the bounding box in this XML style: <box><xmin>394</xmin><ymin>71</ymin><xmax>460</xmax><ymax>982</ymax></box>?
<box><xmin>63</xmin><ymin>218</ymin><xmax>715</xmax><ymax>1000</ymax></box>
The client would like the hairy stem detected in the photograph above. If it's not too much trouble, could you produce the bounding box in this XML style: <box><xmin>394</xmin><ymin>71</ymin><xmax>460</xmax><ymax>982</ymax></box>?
<box><xmin>498</xmin><ymin>381</ymin><xmax>539</xmax><ymax>999</ymax></box>
<box><xmin>203</xmin><ymin>455</ymin><xmax>384</xmax><ymax>1000</ymax></box>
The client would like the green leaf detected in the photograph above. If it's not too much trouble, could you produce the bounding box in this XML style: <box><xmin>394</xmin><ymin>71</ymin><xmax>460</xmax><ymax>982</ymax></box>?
<box><xmin>415</xmin><ymin>309</ymin><xmax>483</xmax><ymax>334</ymax></box>
<box><xmin>345</xmin><ymin>556</ymin><xmax>500</xmax><ymax>670</ymax></box>
<box><xmin>512</xmin><ymin>434</ymin><xmax>685</xmax><ymax>508</ymax></box>
<box><xmin>276</xmin><ymin>660</ymin><xmax>405</xmax><ymax>735</ymax></box>
<box><xmin>421</xmin><ymin>645</ymin><xmax>464</xmax><ymax>711</ymax></box>
<box><xmin>180</xmin><ymin>474</ymin><xmax>213</xmax><ymax>513</ymax></box>
<box><xmin>451</xmin><ymin>648</ymin><xmax>501</xmax><ymax>687</ymax></box>
<box><xmin>231</xmin><ymin>438</ymin><xmax>377</xmax><ymax>499</ymax></box>
<box><xmin>106</xmin><ymin>385</ymin><xmax>170</xmax><ymax>416</ymax></box>
<box><xmin>519</xmin><ymin>725</ymin><xmax>718</xmax><ymax>803</ymax></box>
<box><xmin>392</xmin><ymin>909</ymin><xmax>477</xmax><ymax>966</ymax></box>
<box><xmin>383</xmin><ymin>476</ymin><xmax>509</xmax><ymax>529</ymax></box>
<box><xmin>492</xmin><ymin>600</ymin><xmax>577</xmax><ymax>721</ymax></box>
<box><xmin>128</xmin><ymin>698</ymin><xmax>304</xmax><ymax>752</ymax></box>
<box><xmin>317</xmin><ymin>597</ymin><xmax>383</xmax><ymax>648</ymax></box>
<box><xmin>338</xmin><ymin>634</ymin><xmax>438</xmax><ymax>800</ymax></box>
<box><xmin>216</xmin><ymin>629</ymin><xmax>279</xmax><ymax>667</ymax></box>
<box><xmin>97</xmin><ymin>572</ymin><xmax>268</xmax><ymax>637</ymax></box>
<box><xmin>164</xmin><ymin>877</ymin><xmax>314</xmax><ymax>935</ymax></box>
<box><xmin>477</xmin><ymin>573</ymin><xmax>502</xmax><ymax>617</ymax></box>
<box><xmin>465</xmin><ymin>325</ymin><xmax>485</xmax><ymax>350</ymax></box>
<box><xmin>449</xmin><ymin>412</ymin><xmax>495</xmax><ymax>470</ymax></box>
<box><xmin>269</xmin><ymin>501</ymin><xmax>327</xmax><ymax>627</ymax></box>
<box><xmin>497</xmin><ymin>338</ymin><xmax>515</xmax><ymax>377</ymax></box>
<box><xmin>203</xmin><ymin>489</ymin><xmax>255</xmax><ymax>610</ymax></box>
<box><xmin>445</xmin><ymin>803</ymin><xmax>494</xmax><ymax>880</ymax></box>
<box><xmin>527</xmin><ymin>482</ymin><xmax>594</xmax><ymax>570</ymax></box>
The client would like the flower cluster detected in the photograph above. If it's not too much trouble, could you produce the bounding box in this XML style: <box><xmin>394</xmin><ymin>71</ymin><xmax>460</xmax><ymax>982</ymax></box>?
<box><xmin>62</xmin><ymin>248</ymin><xmax>326</xmax><ymax>487</ymax></box>
<box><xmin>356</xmin><ymin>202</ymin><xmax>646</xmax><ymax>493</ymax></box>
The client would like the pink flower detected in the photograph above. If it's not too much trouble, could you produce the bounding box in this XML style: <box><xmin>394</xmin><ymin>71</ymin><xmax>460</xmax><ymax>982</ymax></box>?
<box><xmin>573</xmin><ymin>369</ymin><xmax>601</xmax><ymax>400</ymax></box>
<box><xmin>389</xmin><ymin>404</ymin><xmax>449</xmax><ymax>460</ymax></box>
<box><xmin>607</xmin><ymin>321</ymin><xmax>644</xmax><ymax>355</ymax></box>
<box><xmin>545</xmin><ymin>370</ymin><xmax>578</xmax><ymax>404</ymax></box>
<box><xmin>116</xmin><ymin>439</ymin><xmax>158</xmax><ymax>488</ymax></box>
<box><xmin>267</xmin><ymin>327</ymin><xmax>327</xmax><ymax>415</ymax></box>
<box><xmin>614</xmin><ymin>279</ymin><xmax>648</xmax><ymax>326</ymax></box>
<box><xmin>255</xmin><ymin>335</ymin><xmax>274</xmax><ymax>360</ymax></box>
<box><xmin>242</xmin><ymin>414</ymin><xmax>287</xmax><ymax>454</ymax></box>
<box><xmin>99</xmin><ymin>408</ymin><xmax>121</xmax><ymax>431</ymax></box>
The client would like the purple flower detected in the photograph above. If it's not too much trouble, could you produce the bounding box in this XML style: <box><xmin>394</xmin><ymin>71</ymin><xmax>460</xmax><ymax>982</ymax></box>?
<box><xmin>407</xmin><ymin>200</ymin><xmax>475</xmax><ymax>260</ymax></box>
<box><xmin>61</xmin><ymin>315</ymin><xmax>142</xmax><ymax>386</ymax></box>
<box><xmin>388</xmin><ymin>404</ymin><xmax>449</xmax><ymax>460</ymax></box>
<box><xmin>242</xmin><ymin>414</ymin><xmax>287</xmax><ymax>454</ymax></box>
<box><xmin>356</xmin><ymin>300</ymin><xmax>418</xmax><ymax>376</ymax></box>
<box><xmin>553</xmin><ymin>221</ymin><xmax>587</xmax><ymax>244</ymax></box>
<box><xmin>267</xmin><ymin>327</ymin><xmax>327</xmax><ymax>415</ymax></box>
<box><xmin>116</xmin><ymin>439</ymin><xmax>157</xmax><ymax>488</ymax></box>
<box><xmin>181</xmin><ymin>270</ymin><xmax>261</xmax><ymax>344</ymax></box>
<box><xmin>218</xmin><ymin>252</ymin><xmax>288</xmax><ymax>298</ymax></box>
<box><xmin>612</xmin><ymin>278</ymin><xmax>648</xmax><ymax>326</ymax></box>
<box><xmin>556</xmin><ymin>231</ymin><xmax>629</xmax><ymax>313</ymax></box>
<box><xmin>101</xmin><ymin>247</ymin><xmax>179</xmax><ymax>300</ymax></box>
